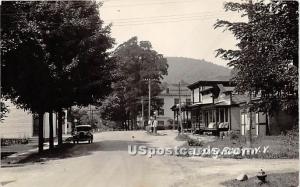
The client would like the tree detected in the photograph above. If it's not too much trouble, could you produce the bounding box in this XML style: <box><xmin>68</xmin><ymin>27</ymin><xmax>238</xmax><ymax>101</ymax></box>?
<box><xmin>215</xmin><ymin>0</ymin><xmax>298</xmax><ymax>145</ymax></box>
<box><xmin>100</xmin><ymin>37</ymin><xmax>168</xmax><ymax>129</ymax></box>
<box><xmin>215</xmin><ymin>0</ymin><xmax>298</xmax><ymax>116</ymax></box>
<box><xmin>2</xmin><ymin>1</ymin><xmax>54</xmax><ymax>151</ymax></box>
<box><xmin>1</xmin><ymin>1</ymin><xmax>115</xmax><ymax>152</ymax></box>
<box><xmin>0</xmin><ymin>102</ymin><xmax>9</xmax><ymax>122</ymax></box>
<box><xmin>33</xmin><ymin>1</ymin><xmax>115</xmax><ymax>145</ymax></box>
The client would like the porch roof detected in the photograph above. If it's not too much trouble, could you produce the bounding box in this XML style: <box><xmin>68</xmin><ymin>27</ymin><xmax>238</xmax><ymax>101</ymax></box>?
<box><xmin>231</xmin><ymin>94</ymin><xmax>248</xmax><ymax>105</ymax></box>
<box><xmin>188</xmin><ymin>80</ymin><xmax>233</xmax><ymax>89</ymax></box>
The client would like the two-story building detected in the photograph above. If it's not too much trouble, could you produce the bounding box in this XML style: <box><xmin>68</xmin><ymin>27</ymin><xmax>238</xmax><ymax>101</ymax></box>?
<box><xmin>155</xmin><ymin>83</ymin><xmax>191</xmax><ymax>129</ymax></box>
<box><xmin>172</xmin><ymin>80</ymin><xmax>295</xmax><ymax>136</ymax></box>
<box><xmin>0</xmin><ymin>100</ymin><xmax>70</xmax><ymax>139</ymax></box>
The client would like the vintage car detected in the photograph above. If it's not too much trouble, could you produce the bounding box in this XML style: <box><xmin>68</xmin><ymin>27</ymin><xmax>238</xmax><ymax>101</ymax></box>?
<box><xmin>72</xmin><ymin>125</ymin><xmax>93</xmax><ymax>144</ymax></box>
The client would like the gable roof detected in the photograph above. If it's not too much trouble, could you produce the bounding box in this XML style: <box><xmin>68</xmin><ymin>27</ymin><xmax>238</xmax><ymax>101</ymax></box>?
<box><xmin>188</xmin><ymin>80</ymin><xmax>234</xmax><ymax>89</ymax></box>
<box><xmin>231</xmin><ymin>94</ymin><xmax>248</xmax><ymax>105</ymax></box>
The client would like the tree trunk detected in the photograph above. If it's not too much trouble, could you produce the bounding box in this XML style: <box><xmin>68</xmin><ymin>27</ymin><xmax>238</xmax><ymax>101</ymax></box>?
<box><xmin>49</xmin><ymin>111</ymin><xmax>54</xmax><ymax>149</ymax></box>
<box><xmin>38</xmin><ymin>112</ymin><xmax>44</xmax><ymax>153</ymax></box>
<box><xmin>57</xmin><ymin>109</ymin><xmax>63</xmax><ymax>145</ymax></box>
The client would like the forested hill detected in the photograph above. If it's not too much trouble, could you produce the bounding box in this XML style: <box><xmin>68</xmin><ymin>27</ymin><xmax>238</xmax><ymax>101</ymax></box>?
<box><xmin>163</xmin><ymin>57</ymin><xmax>232</xmax><ymax>84</ymax></box>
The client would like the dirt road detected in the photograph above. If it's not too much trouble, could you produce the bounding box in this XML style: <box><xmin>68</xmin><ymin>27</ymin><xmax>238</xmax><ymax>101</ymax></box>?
<box><xmin>0</xmin><ymin>130</ymin><xmax>298</xmax><ymax>187</ymax></box>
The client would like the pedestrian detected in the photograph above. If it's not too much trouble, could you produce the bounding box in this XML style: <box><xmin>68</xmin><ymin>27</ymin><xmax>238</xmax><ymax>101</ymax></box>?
<box><xmin>148</xmin><ymin>116</ymin><xmax>154</xmax><ymax>133</ymax></box>
<box><xmin>153</xmin><ymin>116</ymin><xmax>158</xmax><ymax>134</ymax></box>
<box><xmin>178</xmin><ymin>126</ymin><xmax>181</xmax><ymax>135</ymax></box>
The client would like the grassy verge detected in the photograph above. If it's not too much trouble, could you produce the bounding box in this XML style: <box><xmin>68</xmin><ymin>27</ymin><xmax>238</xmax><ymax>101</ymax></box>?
<box><xmin>178</xmin><ymin>129</ymin><xmax>298</xmax><ymax>159</ymax></box>
<box><xmin>221</xmin><ymin>172</ymin><xmax>299</xmax><ymax>187</ymax></box>
<box><xmin>175</xmin><ymin>134</ymin><xmax>190</xmax><ymax>141</ymax></box>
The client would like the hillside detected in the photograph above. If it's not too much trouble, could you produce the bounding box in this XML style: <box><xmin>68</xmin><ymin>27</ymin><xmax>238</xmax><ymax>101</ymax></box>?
<box><xmin>163</xmin><ymin>57</ymin><xmax>232</xmax><ymax>84</ymax></box>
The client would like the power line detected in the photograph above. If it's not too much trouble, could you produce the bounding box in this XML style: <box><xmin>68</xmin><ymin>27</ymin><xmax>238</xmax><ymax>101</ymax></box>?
<box><xmin>102</xmin><ymin>0</ymin><xmax>201</xmax><ymax>8</ymax></box>
<box><xmin>111</xmin><ymin>14</ymin><xmax>229</xmax><ymax>24</ymax></box>
<box><xmin>113</xmin><ymin>14</ymin><xmax>231</xmax><ymax>27</ymax></box>
<box><xmin>105</xmin><ymin>11</ymin><xmax>226</xmax><ymax>22</ymax></box>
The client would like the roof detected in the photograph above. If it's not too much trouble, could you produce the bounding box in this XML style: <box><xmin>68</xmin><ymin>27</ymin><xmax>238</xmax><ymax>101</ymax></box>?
<box><xmin>75</xmin><ymin>125</ymin><xmax>92</xmax><ymax>128</ymax></box>
<box><xmin>217</xmin><ymin>84</ymin><xmax>235</xmax><ymax>93</ymax></box>
<box><xmin>231</xmin><ymin>94</ymin><xmax>248</xmax><ymax>105</ymax></box>
<box><xmin>199</xmin><ymin>87</ymin><xmax>214</xmax><ymax>94</ymax></box>
<box><xmin>214</xmin><ymin>101</ymin><xmax>230</xmax><ymax>106</ymax></box>
<box><xmin>188</xmin><ymin>80</ymin><xmax>233</xmax><ymax>89</ymax></box>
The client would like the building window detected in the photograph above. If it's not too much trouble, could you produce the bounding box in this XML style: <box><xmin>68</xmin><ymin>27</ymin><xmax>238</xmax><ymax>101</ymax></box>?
<box><xmin>199</xmin><ymin>93</ymin><xmax>202</xmax><ymax>103</ymax></box>
<box><xmin>158</xmin><ymin>121</ymin><xmax>164</xmax><ymax>126</ymax></box>
<box><xmin>186</xmin><ymin>98</ymin><xmax>191</xmax><ymax>105</ymax></box>
<box><xmin>225</xmin><ymin>108</ymin><xmax>228</xmax><ymax>122</ymax></box>
<box><xmin>241</xmin><ymin>112</ymin><xmax>246</xmax><ymax>125</ymax></box>
<box><xmin>157</xmin><ymin>98</ymin><xmax>164</xmax><ymax>105</ymax></box>
<box><xmin>199</xmin><ymin>111</ymin><xmax>203</xmax><ymax>123</ymax></box>
<box><xmin>220</xmin><ymin>108</ymin><xmax>224</xmax><ymax>122</ymax></box>
<box><xmin>174</xmin><ymin>98</ymin><xmax>179</xmax><ymax>105</ymax></box>
<box><xmin>158</xmin><ymin>109</ymin><xmax>164</xmax><ymax>116</ymax></box>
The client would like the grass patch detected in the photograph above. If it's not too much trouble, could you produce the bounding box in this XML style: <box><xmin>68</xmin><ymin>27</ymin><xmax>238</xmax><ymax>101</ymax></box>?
<box><xmin>179</xmin><ymin>128</ymin><xmax>298</xmax><ymax>159</ymax></box>
<box><xmin>175</xmin><ymin>134</ymin><xmax>204</xmax><ymax>146</ymax></box>
<box><xmin>187</xmin><ymin>138</ymin><xmax>203</xmax><ymax>146</ymax></box>
<box><xmin>222</xmin><ymin>172</ymin><xmax>299</xmax><ymax>187</ymax></box>
<box><xmin>175</xmin><ymin>134</ymin><xmax>190</xmax><ymax>141</ymax></box>
<box><xmin>201</xmin><ymin>134</ymin><xmax>299</xmax><ymax>159</ymax></box>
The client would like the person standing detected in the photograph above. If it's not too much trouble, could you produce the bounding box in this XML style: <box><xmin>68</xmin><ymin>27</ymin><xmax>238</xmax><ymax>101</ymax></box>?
<box><xmin>153</xmin><ymin>116</ymin><xmax>158</xmax><ymax>134</ymax></box>
<box><xmin>148</xmin><ymin>116</ymin><xmax>154</xmax><ymax>133</ymax></box>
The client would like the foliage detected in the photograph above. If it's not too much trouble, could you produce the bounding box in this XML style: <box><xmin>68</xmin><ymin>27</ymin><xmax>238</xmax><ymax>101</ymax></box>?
<box><xmin>215</xmin><ymin>0</ymin><xmax>298</xmax><ymax>116</ymax></box>
<box><xmin>2</xmin><ymin>1</ymin><xmax>115</xmax><ymax>113</ymax></box>
<box><xmin>100</xmin><ymin>37</ymin><xmax>168</xmax><ymax>128</ymax></box>
<box><xmin>222</xmin><ymin>172</ymin><xmax>299</xmax><ymax>187</ymax></box>
<box><xmin>1</xmin><ymin>138</ymin><xmax>29</xmax><ymax>146</ymax></box>
<box><xmin>187</xmin><ymin>138</ymin><xmax>203</xmax><ymax>146</ymax></box>
<box><xmin>1</xmin><ymin>1</ymin><xmax>115</xmax><ymax>148</ymax></box>
<box><xmin>69</xmin><ymin>108</ymin><xmax>99</xmax><ymax>129</ymax></box>
<box><xmin>0</xmin><ymin>102</ymin><xmax>9</xmax><ymax>122</ymax></box>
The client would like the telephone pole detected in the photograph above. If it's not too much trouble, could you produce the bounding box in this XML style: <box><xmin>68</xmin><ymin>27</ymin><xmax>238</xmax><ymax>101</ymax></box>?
<box><xmin>148</xmin><ymin>79</ymin><xmax>151</xmax><ymax>120</ymax></box>
<box><xmin>141</xmin><ymin>96</ymin><xmax>144</xmax><ymax>127</ymax></box>
<box><xmin>178</xmin><ymin>82</ymin><xmax>183</xmax><ymax>133</ymax></box>
<box><xmin>246</xmin><ymin>0</ymin><xmax>253</xmax><ymax>147</ymax></box>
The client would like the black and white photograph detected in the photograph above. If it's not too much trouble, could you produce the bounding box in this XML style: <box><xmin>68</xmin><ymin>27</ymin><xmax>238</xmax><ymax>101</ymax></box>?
<box><xmin>0</xmin><ymin>0</ymin><xmax>299</xmax><ymax>186</ymax></box>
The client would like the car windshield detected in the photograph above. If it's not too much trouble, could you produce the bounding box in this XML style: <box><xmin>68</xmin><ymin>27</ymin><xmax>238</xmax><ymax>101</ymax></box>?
<box><xmin>75</xmin><ymin>126</ymin><xmax>91</xmax><ymax>131</ymax></box>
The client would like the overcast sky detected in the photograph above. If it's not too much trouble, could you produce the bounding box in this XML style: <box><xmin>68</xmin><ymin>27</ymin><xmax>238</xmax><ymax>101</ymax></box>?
<box><xmin>100</xmin><ymin>0</ymin><xmax>244</xmax><ymax>67</ymax></box>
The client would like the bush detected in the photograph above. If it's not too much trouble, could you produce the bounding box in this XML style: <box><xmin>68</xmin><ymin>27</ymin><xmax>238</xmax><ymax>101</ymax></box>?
<box><xmin>175</xmin><ymin>134</ymin><xmax>190</xmax><ymax>141</ymax></box>
<box><xmin>228</xmin><ymin>131</ymin><xmax>240</xmax><ymax>140</ymax></box>
<box><xmin>1</xmin><ymin>138</ymin><xmax>29</xmax><ymax>146</ymax></box>
<box><xmin>188</xmin><ymin>138</ymin><xmax>203</xmax><ymax>146</ymax></box>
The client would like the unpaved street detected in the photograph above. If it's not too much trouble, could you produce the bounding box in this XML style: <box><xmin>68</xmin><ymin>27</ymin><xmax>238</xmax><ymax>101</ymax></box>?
<box><xmin>0</xmin><ymin>130</ymin><xmax>298</xmax><ymax>187</ymax></box>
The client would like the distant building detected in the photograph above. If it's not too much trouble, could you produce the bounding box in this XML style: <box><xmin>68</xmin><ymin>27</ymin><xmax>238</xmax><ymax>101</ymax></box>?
<box><xmin>0</xmin><ymin>100</ymin><xmax>69</xmax><ymax>139</ymax></box>
<box><xmin>154</xmin><ymin>83</ymin><xmax>191</xmax><ymax>129</ymax></box>
<box><xmin>172</xmin><ymin>80</ymin><xmax>295</xmax><ymax>136</ymax></box>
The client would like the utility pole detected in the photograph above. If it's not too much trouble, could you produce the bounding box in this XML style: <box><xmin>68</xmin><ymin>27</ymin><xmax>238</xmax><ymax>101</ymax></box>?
<box><xmin>246</xmin><ymin>0</ymin><xmax>253</xmax><ymax>147</ymax></box>
<box><xmin>148</xmin><ymin>79</ymin><xmax>151</xmax><ymax>120</ymax></box>
<box><xmin>178</xmin><ymin>82</ymin><xmax>183</xmax><ymax>133</ymax></box>
<box><xmin>141</xmin><ymin>96</ymin><xmax>144</xmax><ymax>128</ymax></box>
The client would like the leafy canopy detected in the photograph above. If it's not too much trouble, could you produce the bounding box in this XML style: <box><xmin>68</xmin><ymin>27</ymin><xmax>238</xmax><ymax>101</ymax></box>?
<box><xmin>215</xmin><ymin>0</ymin><xmax>298</xmax><ymax>114</ymax></box>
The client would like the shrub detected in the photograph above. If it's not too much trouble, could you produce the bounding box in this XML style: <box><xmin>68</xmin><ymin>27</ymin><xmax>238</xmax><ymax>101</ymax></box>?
<box><xmin>188</xmin><ymin>138</ymin><xmax>203</xmax><ymax>146</ymax></box>
<box><xmin>228</xmin><ymin>131</ymin><xmax>240</xmax><ymax>140</ymax></box>
<box><xmin>1</xmin><ymin>138</ymin><xmax>29</xmax><ymax>146</ymax></box>
<box><xmin>175</xmin><ymin>134</ymin><xmax>189</xmax><ymax>141</ymax></box>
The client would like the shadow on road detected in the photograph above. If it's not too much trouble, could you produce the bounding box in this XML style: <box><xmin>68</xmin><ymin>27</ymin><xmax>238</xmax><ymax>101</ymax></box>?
<box><xmin>17</xmin><ymin>140</ymin><xmax>149</xmax><ymax>165</ymax></box>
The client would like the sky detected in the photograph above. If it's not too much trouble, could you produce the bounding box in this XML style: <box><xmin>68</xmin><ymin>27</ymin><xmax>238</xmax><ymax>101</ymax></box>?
<box><xmin>100</xmin><ymin>0</ymin><xmax>244</xmax><ymax>67</ymax></box>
